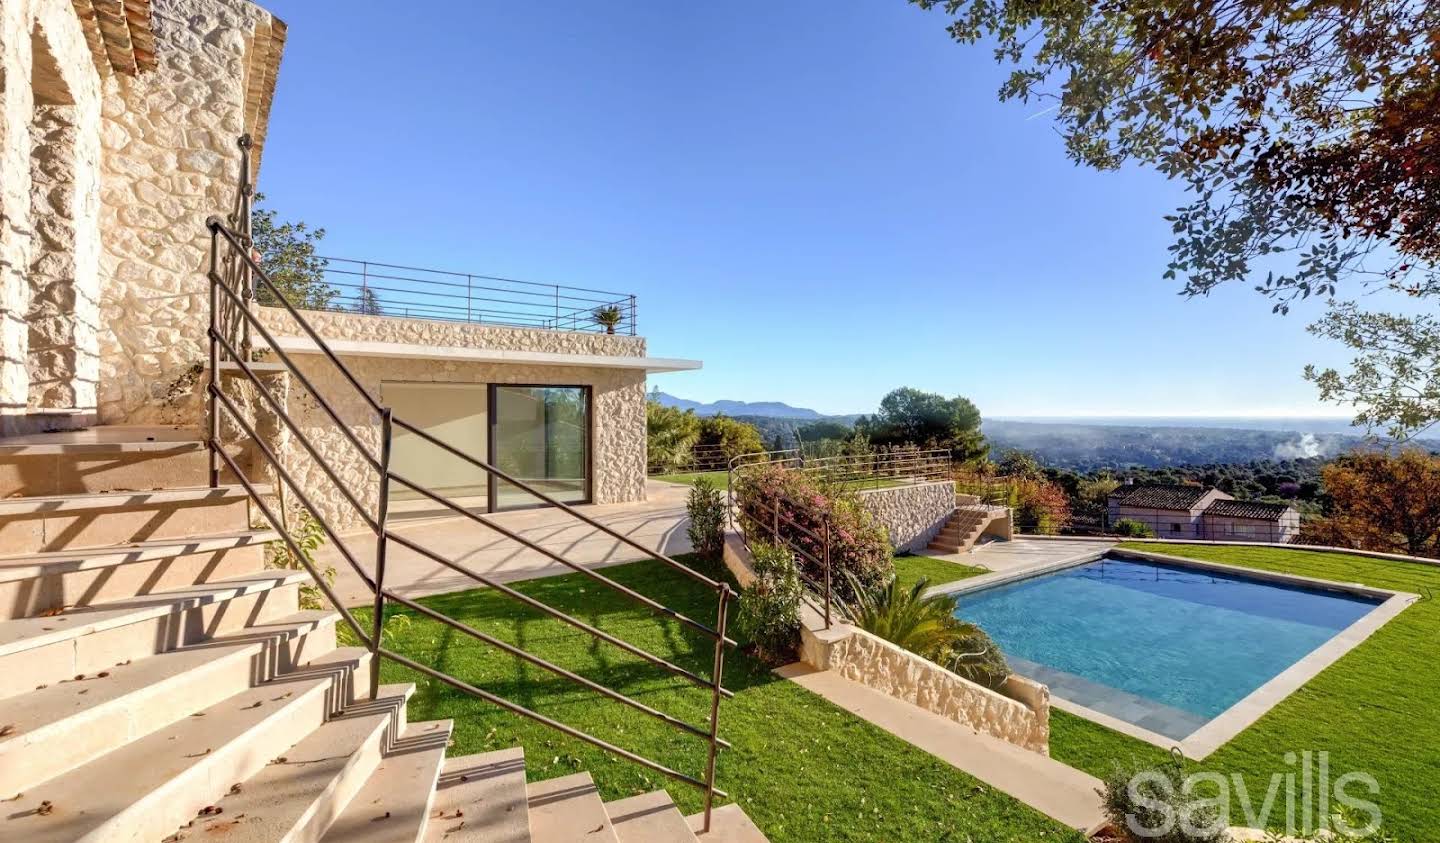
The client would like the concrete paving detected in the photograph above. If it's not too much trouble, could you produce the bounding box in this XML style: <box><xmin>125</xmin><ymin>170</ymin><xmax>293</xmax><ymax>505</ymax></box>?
<box><xmin>777</xmin><ymin>663</ymin><xmax>1107</xmax><ymax>834</ymax></box>
<box><xmin>960</xmin><ymin>536</ymin><xmax>1116</xmax><ymax>574</ymax></box>
<box><xmin>319</xmin><ymin>480</ymin><xmax>694</xmax><ymax>606</ymax></box>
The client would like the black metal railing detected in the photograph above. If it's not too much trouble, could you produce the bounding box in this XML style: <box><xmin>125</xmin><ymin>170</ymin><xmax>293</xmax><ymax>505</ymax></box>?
<box><xmin>204</xmin><ymin>136</ymin><xmax>729</xmax><ymax>829</ymax></box>
<box><xmin>279</xmin><ymin>255</ymin><xmax>637</xmax><ymax>335</ymax></box>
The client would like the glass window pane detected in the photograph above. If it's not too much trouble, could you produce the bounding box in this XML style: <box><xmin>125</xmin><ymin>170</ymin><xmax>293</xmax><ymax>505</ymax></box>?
<box><xmin>383</xmin><ymin>382</ymin><xmax>488</xmax><ymax>509</ymax></box>
<box><xmin>493</xmin><ymin>386</ymin><xmax>588</xmax><ymax>509</ymax></box>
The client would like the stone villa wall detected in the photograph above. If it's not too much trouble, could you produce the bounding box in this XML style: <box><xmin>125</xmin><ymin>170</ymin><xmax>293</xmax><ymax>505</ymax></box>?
<box><xmin>1</xmin><ymin>0</ymin><xmax>283</xmax><ymax>431</ymax></box>
<box><xmin>254</xmin><ymin>308</ymin><xmax>648</xmax><ymax>531</ymax></box>
<box><xmin>1</xmin><ymin>0</ymin><xmax>103</xmax><ymax>432</ymax></box>
<box><xmin>857</xmin><ymin>480</ymin><xmax>956</xmax><ymax>553</ymax></box>
<box><xmin>95</xmin><ymin>0</ymin><xmax>281</xmax><ymax>425</ymax></box>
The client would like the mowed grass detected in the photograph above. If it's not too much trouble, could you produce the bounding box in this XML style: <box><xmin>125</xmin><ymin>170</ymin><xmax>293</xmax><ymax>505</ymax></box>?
<box><xmin>1049</xmin><ymin>543</ymin><xmax>1440</xmax><ymax>841</ymax></box>
<box><xmin>353</xmin><ymin>557</ymin><xmax>1085</xmax><ymax>843</ymax></box>
<box><xmin>652</xmin><ymin>470</ymin><xmax>731</xmax><ymax>487</ymax></box>
<box><xmin>894</xmin><ymin>552</ymin><xmax>988</xmax><ymax>591</ymax></box>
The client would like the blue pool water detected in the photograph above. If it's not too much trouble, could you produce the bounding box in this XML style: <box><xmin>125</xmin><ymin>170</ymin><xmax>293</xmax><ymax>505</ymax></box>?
<box><xmin>954</xmin><ymin>555</ymin><xmax>1380</xmax><ymax>736</ymax></box>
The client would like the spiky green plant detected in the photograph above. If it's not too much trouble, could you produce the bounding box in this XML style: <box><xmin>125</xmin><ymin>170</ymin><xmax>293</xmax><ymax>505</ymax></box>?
<box><xmin>591</xmin><ymin>304</ymin><xmax>624</xmax><ymax>334</ymax></box>
<box><xmin>842</xmin><ymin>572</ymin><xmax>975</xmax><ymax>660</ymax></box>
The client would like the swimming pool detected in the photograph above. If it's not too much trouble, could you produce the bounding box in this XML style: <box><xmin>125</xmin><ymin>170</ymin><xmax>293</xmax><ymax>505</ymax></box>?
<box><xmin>953</xmin><ymin>554</ymin><xmax>1384</xmax><ymax>741</ymax></box>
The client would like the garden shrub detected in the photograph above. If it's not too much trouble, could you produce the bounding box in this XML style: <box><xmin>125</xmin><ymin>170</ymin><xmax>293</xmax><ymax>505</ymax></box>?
<box><xmin>1100</xmin><ymin>752</ymin><xmax>1229</xmax><ymax>843</ymax></box>
<box><xmin>685</xmin><ymin>477</ymin><xmax>726</xmax><ymax>564</ymax></box>
<box><xmin>1112</xmin><ymin>518</ymin><xmax>1157</xmax><ymax>538</ymax></box>
<box><xmin>943</xmin><ymin>625</ymin><xmax>1011</xmax><ymax>692</ymax></box>
<box><xmin>735</xmin><ymin>541</ymin><xmax>802</xmax><ymax>665</ymax></box>
<box><xmin>733</xmin><ymin>463</ymin><xmax>892</xmax><ymax>602</ymax></box>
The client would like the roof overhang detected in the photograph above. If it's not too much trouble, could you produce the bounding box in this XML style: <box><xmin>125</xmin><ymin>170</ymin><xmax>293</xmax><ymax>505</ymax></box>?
<box><xmin>268</xmin><ymin>335</ymin><xmax>702</xmax><ymax>374</ymax></box>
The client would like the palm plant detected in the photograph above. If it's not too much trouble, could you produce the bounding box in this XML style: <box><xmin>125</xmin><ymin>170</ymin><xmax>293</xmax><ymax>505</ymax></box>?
<box><xmin>842</xmin><ymin>572</ymin><xmax>978</xmax><ymax>660</ymax></box>
<box><xmin>591</xmin><ymin>304</ymin><xmax>624</xmax><ymax>334</ymax></box>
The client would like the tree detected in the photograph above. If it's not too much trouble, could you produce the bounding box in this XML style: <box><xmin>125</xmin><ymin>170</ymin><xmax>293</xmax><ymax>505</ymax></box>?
<box><xmin>1318</xmin><ymin>450</ymin><xmax>1440</xmax><ymax>557</ymax></box>
<box><xmin>251</xmin><ymin>193</ymin><xmax>336</xmax><ymax>311</ymax></box>
<box><xmin>856</xmin><ymin>387</ymin><xmax>986</xmax><ymax>462</ymax></box>
<box><xmin>354</xmin><ymin>286</ymin><xmax>383</xmax><ymax>316</ymax></box>
<box><xmin>911</xmin><ymin>0</ymin><xmax>1440</xmax><ymax>438</ymax></box>
<box><xmin>995</xmin><ymin>449</ymin><xmax>1043</xmax><ymax>479</ymax></box>
<box><xmin>646</xmin><ymin>399</ymin><xmax>700</xmax><ymax>473</ymax></box>
<box><xmin>696</xmin><ymin>415</ymin><xmax>766</xmax><ymax>463</ymax></box>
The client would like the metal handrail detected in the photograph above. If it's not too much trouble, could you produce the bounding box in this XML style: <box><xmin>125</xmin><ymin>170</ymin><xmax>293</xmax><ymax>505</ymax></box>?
<box><xmin>203</xmin><ymin>135</ymin><xmax>729</xmax><ymax>831</ymax></box>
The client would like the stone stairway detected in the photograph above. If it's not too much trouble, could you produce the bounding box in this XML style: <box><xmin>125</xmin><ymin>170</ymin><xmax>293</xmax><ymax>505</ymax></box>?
<box><xmin>927</xmin><ymin>504</ymin><xmax>1009</xmax><ymax>554</ymax></box>
<box><xmin>0</xmin><ymin>426</ymin><xmax>766</xmax><ymax>843</ymax></box>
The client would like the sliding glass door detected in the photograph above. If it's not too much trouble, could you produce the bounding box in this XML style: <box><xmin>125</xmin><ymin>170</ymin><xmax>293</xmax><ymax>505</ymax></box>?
<box><xmin>490</xmin><ymin>385</ymin><xmax>590</xmax><ymax>510</ymax></box>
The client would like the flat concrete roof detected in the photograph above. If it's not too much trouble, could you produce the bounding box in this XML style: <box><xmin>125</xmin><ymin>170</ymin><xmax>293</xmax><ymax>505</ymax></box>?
<box><xmin>267</xmin><ymin>335</ymin><xmax>703</xmax><ymax>373</ymax></box>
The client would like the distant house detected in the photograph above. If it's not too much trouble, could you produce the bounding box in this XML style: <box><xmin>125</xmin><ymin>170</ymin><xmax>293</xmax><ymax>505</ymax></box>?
<box><xmin>1107</xmin><ymin>484</ymin><xmax>1301</xmax><ymax>543</ymax></box>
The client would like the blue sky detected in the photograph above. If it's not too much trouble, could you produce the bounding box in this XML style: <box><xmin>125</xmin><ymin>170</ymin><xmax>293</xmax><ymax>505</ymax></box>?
<box><xmin>257</xmin><ymin>0</ymin><xmax>1355</xmax><ymax>419</ymax></box>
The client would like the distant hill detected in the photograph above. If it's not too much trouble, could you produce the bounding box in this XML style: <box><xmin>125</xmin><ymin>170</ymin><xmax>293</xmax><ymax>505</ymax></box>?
<box><xmin>651</xmin><ymin>392</ymin><xmax>835</xmax><ymax>420</ymax></box>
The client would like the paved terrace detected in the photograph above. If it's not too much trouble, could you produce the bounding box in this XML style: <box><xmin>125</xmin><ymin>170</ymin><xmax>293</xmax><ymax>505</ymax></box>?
<box><xmin>320</xmin><ymin>480</ymin><xmax>693</xmax><ymax>607</ymax></box>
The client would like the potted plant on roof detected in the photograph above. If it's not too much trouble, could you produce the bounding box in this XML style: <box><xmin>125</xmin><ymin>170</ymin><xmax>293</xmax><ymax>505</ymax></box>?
<box><xmin>591</xmin><ymin>304</ymin><xmax>624</xmax><ymax>334</ymax></box>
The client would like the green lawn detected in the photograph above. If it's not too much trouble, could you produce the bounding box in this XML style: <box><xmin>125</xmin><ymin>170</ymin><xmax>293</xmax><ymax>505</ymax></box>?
<box><xmin>652</xmin><ymin>470</ymin><xmax>730</xmax><ymax>487</ymax></box>
<box><xmin>1049</xmin><ymin>543</ymin><xmax>1440</xmax><ymax>841</ymax></box>
<box><xmin>894</xmin><ymin>552</ymin><xmax>988</xmax><ymax>591</ymax></box>
<box><xmin>353</xmin><ymin>557</ymin><xmax>1084</xmax><ymax>842</ymax></box>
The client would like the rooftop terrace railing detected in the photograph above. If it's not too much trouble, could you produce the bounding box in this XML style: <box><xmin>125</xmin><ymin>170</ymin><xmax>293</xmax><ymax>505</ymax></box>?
<box><xmin>262</xmin><ymin>255</ymin><xmax>638</xmax><ymax>335</ymax></box>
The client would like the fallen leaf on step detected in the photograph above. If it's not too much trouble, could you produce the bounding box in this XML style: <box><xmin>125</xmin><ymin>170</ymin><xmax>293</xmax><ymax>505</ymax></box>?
<box><xmin>198</xmin><ymin>805</ymin><xmax>222</xmax><ymax>816</ymax></box>
<box><xmin>37</xmin><ymin>800</ymin><xmax>53</xmax><ymax>816</ymax></box>
<box><xmin>228</xmin><ymin>784</ymin><xmax>242</xmax><ymax>795</ymax></box>
<box><xmin>0</xmin><ymin>725</ymin><xmax>14</xmax><ymax>738</ymax></box>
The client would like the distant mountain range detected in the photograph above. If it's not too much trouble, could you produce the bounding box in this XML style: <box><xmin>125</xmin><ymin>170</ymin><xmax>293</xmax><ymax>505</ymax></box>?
<box><xmin>651</xmin><ymin>392</ymin><xmax>834</xmax><ymax>420</ymax></box>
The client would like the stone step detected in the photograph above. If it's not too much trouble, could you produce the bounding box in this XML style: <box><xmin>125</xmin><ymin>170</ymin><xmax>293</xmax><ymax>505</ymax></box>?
<box><xmin>0</xmin><ymin>569</ymin><xmax>307</xmax><ymax>698</ymax></box>
<box><xmin>0</xmin><ymin>484</ymin><xmax>265</xmax><ymax>554</ymax></box>
<box><xmin>191</xmin><ymin>684</ymin><xmax>417</xmax><ymax>843</ymax></box>
<box><xmin>0</xmin><ymin>609</ymin><xmax>341</xmax><ymax>795</ymax></box>
<box><xmin>685</xmin><ymin>804</ymin><xmax>769</xmax><ymax>842</ymax></box>
<box><xmin>527</xmin><ymin>773</ymin><xmax>620</xmax><ymax>843</ymax></box>
<box><xmin>0</xmin><ymin>425</ymin><xmax>250</xmax><ymax>498</ymax></box>
<box><xmin>424</xmin><ymin>749</ymin><xmax>532</xmax><ymax>843</ymax></box>
<box><xmin>605</xmin><ymin>790</ymin><xmax>698</xmax><ymax>843</ymax></box>
<box><xmin>0</xmin><ymin>529</ymin><xmax>276</xmax><ymax>620</ymax></box>
<box><xmin>0</xmin><ymin>647</ymin><xmax>372</xmax><ymax>843</ymax></box>
<box><xmin>320</xmin><ymin>719</ymin><xmax>455</xmax><ymax>843</ymax></box>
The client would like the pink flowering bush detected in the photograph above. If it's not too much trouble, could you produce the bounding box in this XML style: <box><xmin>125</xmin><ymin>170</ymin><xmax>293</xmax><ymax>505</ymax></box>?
<box><xmin>734</xmin><ymin>463</ymin><xmax>892</xmax><ymax>602</ymax></box>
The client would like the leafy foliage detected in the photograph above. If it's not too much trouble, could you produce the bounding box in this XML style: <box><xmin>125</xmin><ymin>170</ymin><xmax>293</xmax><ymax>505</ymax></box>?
<box><xmin>855</xmin><ymin>387</ymin><xmax>986</xmax><ymax>463</ymax></box>
<box><xmin>843</xmin><ymin>572</ymin><xmax>1008</xmax><ymax>691</ymax></box>
<box><xmin>591</xmin><ymin>304</ymin><xmax>624</xmax><ymax>334</ymax></box>
<box><xmin>1100</xmin><ymin>752</ymin><xmax>1228</xmax><ymax>843</ymax></box>
<box><xmin>1009</xmin><ymin>476</ymin><xmax>1072</xmax><ymax>535</ymax></box>
<box><xmin>696</xmin><ymin>415</ymin><xmax>766</xmax><ymax>463</ymax></box>
<box><xmin>734</xmin><ymin>463</ymin><xmax>893</xmax><ymax>603</ymax></box>
<box><xmin>646</xmin><ymin>398</ymin><xmax>701</xmax><ymax>473</ymax></box>
<box><xmin>1111</xmin><ymin>518</ymin><xmax>1157</xmax><ymax>539</ymax></box>
<box><xmin>251</xmin><ymin>193</ymin><xmax>336</xmax><ymax>311</ymax></box>
<box><xmin>266</xmin><ymin>510</ymin><xmax>335</xmax><ymax>610</ymax></box>
<box><xmin>735</xmin><ymin>541</ymin><xmax>803</xmax><ymax>665</ymax></box>
<box><xmin>354</xmin><ymin>286</ymin><xmax>383</xmax><ymax>316</ymax></box>
<box><xmin>912</xmin><ymin>0</ymin><xmax>1440</xmax><ymax>438</ymax></box>
<box><xmin>1313</xmin><ymin>449</ymin><xmax>1440</xmax><ymax>556</ymax></box>
<box><xmin>685</xmin><ymin>477</ymin><xmax>727</xmax><ymax>563</ymax></box>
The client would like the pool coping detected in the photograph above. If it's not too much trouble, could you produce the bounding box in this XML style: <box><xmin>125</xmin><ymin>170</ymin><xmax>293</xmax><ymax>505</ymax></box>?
<box><xmin>930</xmin><ymin>547</ymin><xmax>1419</xmax><ymax>760</ymax></box>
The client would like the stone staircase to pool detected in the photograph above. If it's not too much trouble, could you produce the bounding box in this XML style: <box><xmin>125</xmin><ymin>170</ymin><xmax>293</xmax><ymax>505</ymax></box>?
<box><xmin>0</xmin><ymin>425</ymin><xmax>765</xmax><ymax>843</ymax></box>
<box><xmin>928</xmin><ymin>502</ymin><xmax>1010</xmax><ymax>554</ymax></box>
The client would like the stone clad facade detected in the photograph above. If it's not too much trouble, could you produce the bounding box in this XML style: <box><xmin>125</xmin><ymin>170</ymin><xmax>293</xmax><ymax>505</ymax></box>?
<box><xmin>1</xmin><ymin>0</ymin><xmax>284</xmax><ymax>435</ymax></box>
<box><xmin>254</xmin><ymin>309</ymin><xmax>650</xmax><ymax>530</ymax></box>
